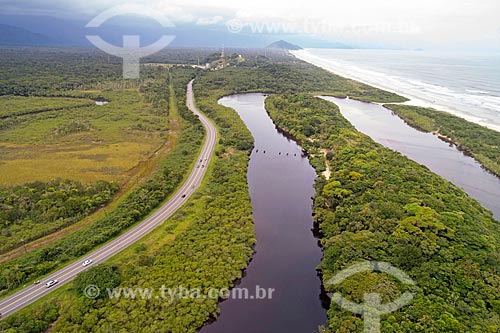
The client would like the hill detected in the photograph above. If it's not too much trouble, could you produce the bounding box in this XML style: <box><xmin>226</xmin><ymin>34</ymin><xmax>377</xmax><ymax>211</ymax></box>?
<box><xmin>266</xmin><ymin>40</ymin><xmax>303</xmax><ymax>50</ymax></box>
<box><xmin>0</xmin><ymin>24</ymin><xmax>55</xmax><ymax>46</ymax></box>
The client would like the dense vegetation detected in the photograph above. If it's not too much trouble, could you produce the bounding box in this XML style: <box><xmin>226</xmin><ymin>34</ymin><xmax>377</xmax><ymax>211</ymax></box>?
<box><xmin>197</xmin><ymin>61</ymin><xmax>407</xmax><ymax>103</ymax></box>
<box><xmin>73</xmin><ymin>264</ymin><xmax>122</xmax><ymax>299</ymax></box>
<box><xmin>0</xmin><ymin>67</ymin><xmax>202</xmax><ymax>296</ymax></box>
<box><xmin>0</xmin><ymin>179</ymin><xmax>118</xmax><ymax>254</ymax></box>
<box><xmin>45</xmin><ymin>110</ymin><xmax>254</xmax><ymax>332</ymax></box>
<box><xmin>0</xmin><ymin>47</ymin><xmax>231</xmax><ymax>96</ymax></box>
<box><xmin>385</xmin><ymin>104</ymin><xmax>500</xmax><ymax>178</ymax></box>
<box><xmin>0</xmin><ymin>48</ymin><xmax>122</xmax><ymax>95</ymax></box>
<box><xmin>1</xmin><ymin>48</ymin><xmax>499</xmax><ymax>333</ymax></box>
<box><xmin>0</xmin><ymin>65</ymin><xmax>256</xmax><ymax>333</ymax></box>
<box><xmin>266</xmin><ymin>94</ymin><xmax>500</xmax><ymax>332</ymax></box>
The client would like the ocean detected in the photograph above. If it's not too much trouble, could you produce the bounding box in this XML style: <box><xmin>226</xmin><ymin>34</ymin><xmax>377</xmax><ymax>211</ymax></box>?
<box><xmin>292</xmin><ymin>49</ymin><xmax>500</xmax><ymax>132</ymax></box>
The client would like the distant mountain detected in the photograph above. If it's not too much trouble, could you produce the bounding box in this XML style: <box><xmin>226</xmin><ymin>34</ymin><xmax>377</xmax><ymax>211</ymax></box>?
<box><xmin>266</xmin><ymin>40</ymin><xmax>302</xmax><ymax>50</ymax></box>
<box><xmin>0</xmin><ymin>24</ymin><xmax>55</xmax><ymax>46</ymax></box>
<box><xmin>0</xmin><ymin>14</ymin><xmax>272</xmax><ymax>48</ymax></box>
<box><xmin>0</xmin><ymin>14</ymin><xmax>355</xmax><ymax>49</ymax></box>
<box><xmin>0</xmin><ymin>15</ymin><xmax>96</xmax><ymax>46</ymax></box>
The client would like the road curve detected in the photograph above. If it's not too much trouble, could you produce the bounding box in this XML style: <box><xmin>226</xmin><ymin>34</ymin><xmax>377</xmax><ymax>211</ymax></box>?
<box><xmin>0</xmin><ymin>80</ymin><xmax>217</xmax><ymax>319</ymax></box>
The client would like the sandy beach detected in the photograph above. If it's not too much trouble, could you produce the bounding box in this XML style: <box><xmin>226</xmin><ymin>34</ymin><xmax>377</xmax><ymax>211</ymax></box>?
<box><xmin>292</xmin><ymin>49</ymin><xmax>500</xmax><ymax>132</ymax></box>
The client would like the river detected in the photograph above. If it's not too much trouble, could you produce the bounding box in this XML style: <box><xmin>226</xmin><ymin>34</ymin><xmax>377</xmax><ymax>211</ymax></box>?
<box><xmin>199</xmin><ymin>93</ymin><xmax>328</xmax><ymax>333</ymax></box>
<box><xmin>320</xmin><ymin>96</ymin><xmax>500</xmax><ymax>220</ymax></box>
<box><xmin>200</xmin><ymin>92</ymin><xmax>500</xmax><ymax>333</ymax></box>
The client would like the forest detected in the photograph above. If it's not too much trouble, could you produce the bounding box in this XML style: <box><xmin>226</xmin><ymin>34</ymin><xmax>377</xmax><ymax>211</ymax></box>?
<box><xmin>0</xmin><ymin>47</ymin><xmax>224</xmax><ymax>96</ymax></box>
<box><xmin>0</xmin><ymin>61</ymin><xmax>256</xmax><ymax>333</ymax></box>
<box><xmin>0</xmin><ymin>67</ymin><xmax>205</xmax><ymax>297</ymax></box>
<box><xmin>385</xmin><ymin>104</ymin><xmax>500</xmax><ymax>178</ymax></box>
<box><xmin>0</xmin><ymin>62</ymin><xmax>191</xmax><ymax>266</ymax></box>
<box><xmin>0</xmin><ymin>179</ymin><xmax>118</xmax><ymax>255</ymax></box>
<box><xmin>266</xmin><ymin>94</ymin><xmax>500</xmax><ymax>332</ymax></box>
<box><xmin>1</xmin><ymin>48</ymin><xmax>499</xmax><ymax>333</ymax></box>
<box><xmin>197</xmin><ymin>60</ymin><xmax>407</xmax><ymax>103</ymax></box>
<box><xmin>0</xmin><ymin>48</ymin><xmax>121</xmax><ymax>95</ymax></box>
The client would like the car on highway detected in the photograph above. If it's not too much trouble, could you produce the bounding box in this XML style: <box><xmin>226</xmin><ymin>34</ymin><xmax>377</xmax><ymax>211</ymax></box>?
<box><xmin>45</xmin><ymin>279</ymin><xmax>58</xmax><ymax>288</ymax></box>
<box><xmin>82</xmin><ymin>259</ymin><xmax>93</xmax><ymax>266</ymax></box>
<box><xmin>0</xmin><ymin>80</ymin><xmax>217</xmax><ymax>318</ymax></box>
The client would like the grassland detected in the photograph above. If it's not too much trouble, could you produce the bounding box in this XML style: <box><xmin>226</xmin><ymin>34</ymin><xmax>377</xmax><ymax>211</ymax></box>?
<box><xmin>0</xmin><ymin>89</ymin><xmax>169</xmax><ymax>185</ymax></box>
<box><xmin>0</xmin><ymin>63</ymin><xmax>184</xmax><ymax>261</ymax></box>
<box><xmin>0</xmin><ymin>64</ymin><xmax>255</xmax><ymax>333</ymax></box>
<box><xmin>0</xmin><ymin>96</ymin><xmax>93</xmax><ymax>118</ymax></box>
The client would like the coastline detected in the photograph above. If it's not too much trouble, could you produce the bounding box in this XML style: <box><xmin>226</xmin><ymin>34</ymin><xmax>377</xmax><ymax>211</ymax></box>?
<box><xmin>291</xmin><ymin>49</ymin><xmax>500</xmax><ymax>133</ymax></box>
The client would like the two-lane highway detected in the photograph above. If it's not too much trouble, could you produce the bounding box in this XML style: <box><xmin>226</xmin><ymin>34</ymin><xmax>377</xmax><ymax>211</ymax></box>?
<box><xmin>0</xmin><ymin>80</ymin><xmax>217</xmax><ymax>319</ymax></box>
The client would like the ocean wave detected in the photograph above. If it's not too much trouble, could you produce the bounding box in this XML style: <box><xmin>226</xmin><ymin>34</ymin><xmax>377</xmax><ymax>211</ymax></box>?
<box><xmin>466</xmin><ymin>89</ymin><xmax>490</xmax><ymax>95</ymax></box>
<box><xmin>293</xmin><ymin>49</ymin><xmax>500</xmax><ymax>131</ymax></box>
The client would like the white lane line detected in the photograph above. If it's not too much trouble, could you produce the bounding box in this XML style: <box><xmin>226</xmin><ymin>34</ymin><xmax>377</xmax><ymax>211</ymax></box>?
<box><xmin>0</xmin><ymin>80</ymin><xmax>216</xmax><ymax>318</ymax></box>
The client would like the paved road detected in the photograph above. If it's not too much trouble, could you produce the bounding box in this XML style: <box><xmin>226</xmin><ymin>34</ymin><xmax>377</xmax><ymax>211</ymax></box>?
<box><xmin>0</xmin><ymin>80</ymin><xmax>217</xmax><ymax>319</ymax></box>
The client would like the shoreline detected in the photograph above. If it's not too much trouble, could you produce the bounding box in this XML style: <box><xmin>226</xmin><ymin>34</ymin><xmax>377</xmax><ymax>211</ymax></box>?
<box><xmin>291</xmin><ymin>49</ymin><xmax>500</xmax><ymax>133</ymax></box>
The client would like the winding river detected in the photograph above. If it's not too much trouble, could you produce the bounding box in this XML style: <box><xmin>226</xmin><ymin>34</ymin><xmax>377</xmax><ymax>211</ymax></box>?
<box><xmin>200</xmin><ymin>93</ymin><xmax>328</xmax><ymax>333</ymax></box>
<box><xmin>321</xmin><ymin>96</ymin><xmax>500</xmax><ymax>220</ymax></box>
<box><xmin>201</xmin><ymin>93</ymin><xmax>500</xmax><ymax>333</ymax></box>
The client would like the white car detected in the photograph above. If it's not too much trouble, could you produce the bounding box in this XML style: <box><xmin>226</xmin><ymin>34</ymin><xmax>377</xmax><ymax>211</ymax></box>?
<box><xmin>82</xmin><ymin>259</ymin><xmax>93</xmax><ymax>267</ymax></box>
<box><xmin>45</xmin><ymin>279</ymin><xmax>58</xmax><ymax>288</ymax></box>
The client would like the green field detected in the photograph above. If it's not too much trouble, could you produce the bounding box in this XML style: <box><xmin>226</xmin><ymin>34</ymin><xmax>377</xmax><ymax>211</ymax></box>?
<box><xmin>0</xmin><ymin>63</ymin><xmax>179</xmax><ymax>260</ymax></box>
<box><xmin>0</xmin><ymin>89</ymin><xmax>169</xmax><ymax>185</ymax></box>
<box><xmin>0</xmin><ymin>96</ymin><xmax>93</xmax><ymax>118</ymax></box>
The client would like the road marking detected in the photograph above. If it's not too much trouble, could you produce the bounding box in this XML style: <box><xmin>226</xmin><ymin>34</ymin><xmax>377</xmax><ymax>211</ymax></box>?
<box><xmin>0</xmin><ymin>80</ymin><xmax>216</xmax><ymax>318</ymax></box>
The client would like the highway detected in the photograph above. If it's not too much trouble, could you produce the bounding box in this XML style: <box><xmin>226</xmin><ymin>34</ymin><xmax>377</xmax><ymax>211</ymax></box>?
<box><xmin>0</xmin><ymin>80</ymin><xmax>217</xmax><ymax>319</ymax></box>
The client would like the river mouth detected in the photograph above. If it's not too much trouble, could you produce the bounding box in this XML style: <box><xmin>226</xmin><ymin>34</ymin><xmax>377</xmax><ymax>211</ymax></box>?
<box><xmin>199</xmin><ymin>93</ymin><xmax>328</xmax><ymax>333</ymax></box>
<box><xmin>320</xmin><ymin>96</ymin><xmax>500</xmax><ymax>220</ymax></box>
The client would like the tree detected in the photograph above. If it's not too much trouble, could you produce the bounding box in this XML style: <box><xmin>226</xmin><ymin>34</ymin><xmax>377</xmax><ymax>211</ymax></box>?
<box><xmin>74</xmin><ymin>264</ymin><xmax>121</xmax><ymax>299</ymax></box>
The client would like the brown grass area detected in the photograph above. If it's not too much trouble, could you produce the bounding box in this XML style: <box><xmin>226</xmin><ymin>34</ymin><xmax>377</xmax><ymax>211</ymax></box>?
<box><xmin>0</xmin><ymin>87</ymin><xmax>182</xmax><ymax>263</ymax></box>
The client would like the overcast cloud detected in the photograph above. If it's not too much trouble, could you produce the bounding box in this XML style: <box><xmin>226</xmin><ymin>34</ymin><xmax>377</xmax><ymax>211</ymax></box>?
<box><xmin>1</xmin><ymin>0</ymin><xmax>499</xmax><ymax>50</ymax></box>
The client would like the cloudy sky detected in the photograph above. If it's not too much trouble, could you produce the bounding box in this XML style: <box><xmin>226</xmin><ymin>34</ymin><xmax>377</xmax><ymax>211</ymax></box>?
<box><xmin>1</xmin><ymin>0</ymin><xmax>499</xmax><ymax>50</ymax></box>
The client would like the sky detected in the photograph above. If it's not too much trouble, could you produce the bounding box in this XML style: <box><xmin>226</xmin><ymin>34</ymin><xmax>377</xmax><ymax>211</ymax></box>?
<box><xmin>1</xmin><ymin>0</ymin><xmax>499</xmax><ymax>50</ymax></box>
